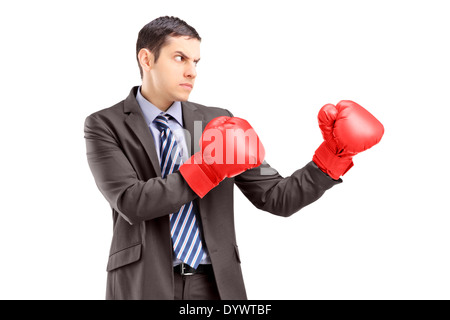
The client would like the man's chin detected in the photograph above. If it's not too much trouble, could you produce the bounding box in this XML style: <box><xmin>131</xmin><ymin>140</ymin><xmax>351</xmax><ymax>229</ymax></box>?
<box><xmin>175</xmin><ymin>93</ymin><xmax>191</xmax><ymax>102</ymax></box>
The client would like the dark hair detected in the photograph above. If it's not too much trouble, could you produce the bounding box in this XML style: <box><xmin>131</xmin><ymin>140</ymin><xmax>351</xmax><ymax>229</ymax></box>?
<box><xmin>136</xmin><ymin>16</ymin><xmax>201</xmax><ymax>79</ymax></box>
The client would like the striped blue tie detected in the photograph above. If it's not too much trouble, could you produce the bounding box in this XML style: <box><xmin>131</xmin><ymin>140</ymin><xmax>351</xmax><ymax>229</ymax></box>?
<box><xmin>154</xmin><ymin>114</ymin><xmax>205</xmax><ymax>269</ymax></box>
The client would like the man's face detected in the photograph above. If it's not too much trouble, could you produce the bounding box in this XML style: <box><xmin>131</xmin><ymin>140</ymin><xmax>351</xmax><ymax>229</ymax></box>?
<box><xmin>148</xmin><ymin>36</ymin><xmax>200</xmax><ymax>107</ymax></box>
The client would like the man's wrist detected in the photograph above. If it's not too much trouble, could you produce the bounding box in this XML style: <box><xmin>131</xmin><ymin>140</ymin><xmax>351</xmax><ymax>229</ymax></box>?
<box><xmin>313</xmin><ymin>141</ymin><xmax>354</xmax><ymax>180</ymax></box>
<box><xmin>180</xmin><ymin>154</ymin><xmax>218</xmax><ymax>199</ymax></box>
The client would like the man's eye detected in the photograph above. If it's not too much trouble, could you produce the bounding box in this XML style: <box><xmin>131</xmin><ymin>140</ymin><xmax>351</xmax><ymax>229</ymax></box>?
<box><xmin>175</xmin><ymin>56</ymin><xmax>183</xmax><ymax>62</ymax></box>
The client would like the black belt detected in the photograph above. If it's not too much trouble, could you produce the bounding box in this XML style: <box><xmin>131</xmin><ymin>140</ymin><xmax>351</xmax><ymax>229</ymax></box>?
<box><xmin>174</xmin><ymin>262</ymin><xmax>213</xmax><ymax>276</ymax></box>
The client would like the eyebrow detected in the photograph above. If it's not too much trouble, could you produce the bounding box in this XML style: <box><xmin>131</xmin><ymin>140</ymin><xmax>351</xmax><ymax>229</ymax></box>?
<box><xmin>174</xmin><ymin>51</ymin><xmax>200</xmax><ymax>63</ymax></box>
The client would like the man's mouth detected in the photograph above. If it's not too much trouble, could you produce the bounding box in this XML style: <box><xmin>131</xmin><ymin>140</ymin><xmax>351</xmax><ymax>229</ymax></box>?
<box><xmin>180</xmin><ymin>83</ymin><xmax>193</xmax><ymax>90</ymax></box>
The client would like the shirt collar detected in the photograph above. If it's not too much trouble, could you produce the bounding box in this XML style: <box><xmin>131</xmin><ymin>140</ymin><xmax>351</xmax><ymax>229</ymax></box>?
<box><xmin>136</xmin><ymin>86</ymin><xmax>183</xmax><ymax>127</ymax></box>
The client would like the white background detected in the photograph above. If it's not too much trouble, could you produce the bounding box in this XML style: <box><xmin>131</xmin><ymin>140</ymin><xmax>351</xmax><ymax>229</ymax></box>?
<box><xmin>1</xmin><ymin>0</ymin><xmax>449</xmax><ymax>300</ymax></box>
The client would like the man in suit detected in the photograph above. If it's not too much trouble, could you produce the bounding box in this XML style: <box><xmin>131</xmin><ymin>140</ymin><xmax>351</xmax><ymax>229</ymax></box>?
<box><xmin>84</xmin><ymin>16</ymin><xmax>383</xmax><ymax>300</ymax></box>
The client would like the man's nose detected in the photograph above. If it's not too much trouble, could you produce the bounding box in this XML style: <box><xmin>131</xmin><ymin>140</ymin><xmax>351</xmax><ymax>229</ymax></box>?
<box><xmin>184</xmin><ymin>62</ymin><xmax>197</xmax><ymax>78</ymax></box>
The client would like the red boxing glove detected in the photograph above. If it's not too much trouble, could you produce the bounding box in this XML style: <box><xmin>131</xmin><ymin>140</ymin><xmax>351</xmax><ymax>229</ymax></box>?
<box><xmin>180</xmin><ymin>116</ymin><xmax>265</xmax><ymax>198</ymax></box>
<box><xmin>313</xmin><ymin>100</ymin><xmax>384</xmax><ymax>180</ymax></box>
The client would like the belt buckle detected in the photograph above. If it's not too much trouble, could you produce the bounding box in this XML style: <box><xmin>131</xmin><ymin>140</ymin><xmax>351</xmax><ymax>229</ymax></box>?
<box><xmin>180</xmin><ymin>262</ymin><xmax>194</xmax><ymax>276</ymax></box>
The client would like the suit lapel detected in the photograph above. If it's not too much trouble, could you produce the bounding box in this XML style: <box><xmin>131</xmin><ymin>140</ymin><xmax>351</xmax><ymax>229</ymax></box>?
<box><xmin>122</xmin><ymin>87</ymin><xmax>206</xmax><ymax>178</ymax></box>
<box><xmin>123</xmin><ymin>87</ymin><xmax>162</xmax><ymax>177</ymax></box>
<box><xmin>181</xmin><ymin>101</ymin><xmax>205</xmax><ymax>157</ymax></box>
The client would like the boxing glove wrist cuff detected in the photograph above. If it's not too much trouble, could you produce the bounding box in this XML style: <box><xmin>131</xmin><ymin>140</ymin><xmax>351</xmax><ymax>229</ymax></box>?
<box><xmin>313</xmin><ymin>141</ymin><xmax>354</xmax><ymax>180</ymax></box>
<box><xmin>179</xmin><ymin>154</ymin><xmax>221</xmax><ymax>199</ymax></box>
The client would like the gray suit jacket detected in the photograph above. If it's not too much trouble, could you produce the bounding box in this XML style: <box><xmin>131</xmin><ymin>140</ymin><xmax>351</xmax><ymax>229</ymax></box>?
<box><xmin>84</xmin><ymin>86</ymin><xmax>341</xmax><ymax>300</ymax></box>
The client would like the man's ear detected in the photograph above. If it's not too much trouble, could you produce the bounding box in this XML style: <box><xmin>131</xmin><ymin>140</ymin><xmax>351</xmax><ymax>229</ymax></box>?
<box><xmin>138</xmin><ymin>48</ymin><xmax>154</xmax><ymax>73</ymax></box>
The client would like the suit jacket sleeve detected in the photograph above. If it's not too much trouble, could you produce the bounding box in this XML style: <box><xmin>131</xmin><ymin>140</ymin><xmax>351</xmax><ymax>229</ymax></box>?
<box><xmin>84</xmin><ymin>114</ymin><xmax>197</xmax><ymax>225</ymax></box>
<box><xmin>234</xmin><ymin>160</ymin><xmax>341</xmax><ymax>217</ymax></box>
